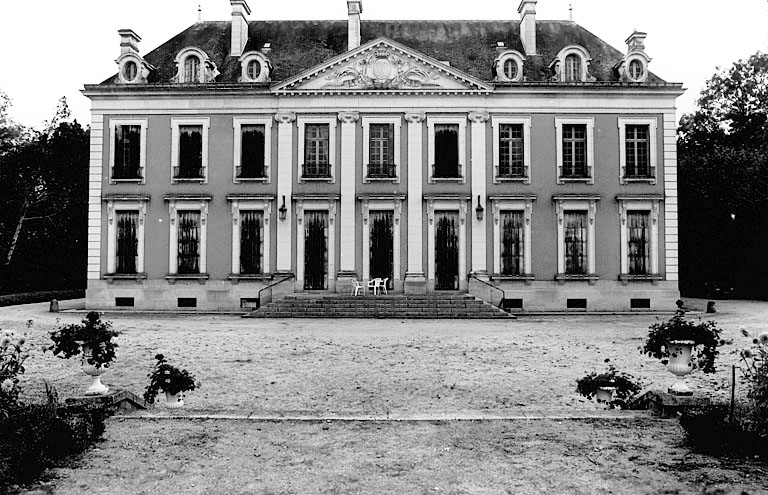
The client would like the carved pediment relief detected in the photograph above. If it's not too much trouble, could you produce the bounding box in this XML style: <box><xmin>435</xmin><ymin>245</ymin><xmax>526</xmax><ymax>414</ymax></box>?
<box><xmin>274</xmin><ymin>38</ymin><xmax>491</xmax><ymax>93</ymax></box>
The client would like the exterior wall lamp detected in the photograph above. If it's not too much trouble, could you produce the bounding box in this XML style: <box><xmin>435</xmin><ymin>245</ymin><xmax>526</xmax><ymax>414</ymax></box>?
<box><xmin>475</xmin><ymin>195</ymin><xmax>485</xmax><ymax>221</ymax></box>
<box><xmin>278</xmin><ymin>195</ymin><xmax>287</xmax><ymax>221</ymax></box>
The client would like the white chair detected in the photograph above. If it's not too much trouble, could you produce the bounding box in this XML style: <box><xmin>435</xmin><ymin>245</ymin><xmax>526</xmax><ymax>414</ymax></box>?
<box><xmin>376</xmin><ymin>277</ymin><xmax>389</xmax><ymax>295</ymax></box>
<box><xmin>368</xmin><ymin>278</ymin><xmax>381</xmax><ymax>295</ymax></box>
<box><xmin>351</xmin><ymin>280</ymin><xmax>364</xmax><ymax>296</ymax></box>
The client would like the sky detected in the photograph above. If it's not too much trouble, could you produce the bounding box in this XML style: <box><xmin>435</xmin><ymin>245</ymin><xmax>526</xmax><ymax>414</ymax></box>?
<box><xmin>0</xmin><ymin>0</ymin><xmax>766</xmax><ymax>129</ymax></box>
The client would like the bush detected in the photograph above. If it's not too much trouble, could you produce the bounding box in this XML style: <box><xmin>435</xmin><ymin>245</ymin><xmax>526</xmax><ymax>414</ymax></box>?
<box><xmin>575</xmin><ymin>365</ymin><xmax>642</xmax><ymax>409</ymax></box>
<box><xmin>679</xmin><ymin>405</ymin><xmax>767</xmax><ymax>459</ymax></box>
<box><xmin>143</xmin><ymin>354</ymin><xmax>199</xmax><ymax>405</ymax></box>
<box><xmin>0</xmin><ymin>386</ymin><xmax>108</xmax><ymax>488</ymax></box>
<box><xmin>49</xmin><ymin>312</ymin><xmax>119</xmax><ymax>367</ymax></box>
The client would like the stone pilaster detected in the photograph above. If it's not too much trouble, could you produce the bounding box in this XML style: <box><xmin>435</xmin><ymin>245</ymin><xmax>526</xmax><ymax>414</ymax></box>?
<box><xmin>404</xmin><ymin>112</ymin><xmax>426</xmax><ymax>294</ymax></box>
<box><xmin>337</xmin><ymin>111</ymin><xmax>359</xmax><ymax>293</ymax></box>
<box><xmin>274</xmin><ymin>112</ymin><xmax>296</xmax><ymax>274</ymax></box>
<box><xmin>468</xmin><ymin>111</ymin><xmax>489</xmax><ymax>278</ymax></box>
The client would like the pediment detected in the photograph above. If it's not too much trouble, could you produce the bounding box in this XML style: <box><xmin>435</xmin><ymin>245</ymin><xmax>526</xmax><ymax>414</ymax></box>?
<box><xmin>273</xmin><ymin>38</ymin><xmax>492</xmax><ymax>93</ymax></box>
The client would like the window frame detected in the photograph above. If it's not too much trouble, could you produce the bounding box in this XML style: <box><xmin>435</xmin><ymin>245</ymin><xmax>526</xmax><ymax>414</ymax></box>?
<box><xmin>427</xmin><ymin>116</ymin><xmax>467</xmax><ymax>184</ymax></box>
<box><xmin>109</xmin><ymin>119</ymin><xmax>147</xmax><ymax>184</ymax></box>
<box><xmin>238</xmin><ymin>51</ymin><xmax>271</xmax><ymax>83</ymax></box>
<box><xmin>554</xmin><ymin>195</ymin><xmax>599</xmax><ymax>282</ymax></box>
<box><xmin>490</xmin><ymin>196</ymin><xmax>535</xmax><ymax>280</ymax></box>
<box><xmin>362</xmin><ymin>116</ymin><xmax>401</xmax><ymax>183</ymax></box>
<box><xmin>105</xmin><ymin>197</ymin><xmax>149</xmax><ymax>279</ymax></box>
<box><xmin>618</xmin><ymin>196</ymin><xmax>662</xmax><ymax>281</ymax></box>
<box><xmin>618</xmin><ymin>117</ymin><xmax>658</xmax><ymax>184</ymax></box>
<box><xmin>551</xmin><ymin>45</ymin><xmax>592</xmax><ymax>83</ymax></box>
<box><xmin>233</xmin><ymin>117</ymin><xmax>272</xmax><ymax>183</ymax></box>
<box><xmin>172</xmin><ymin>46</ymin><xmax>218</xmax><ymax>84</ymax></box>
<box><xmin>494</xmin><ymin>50</ymin><xmax>525</xmax><ymax>83</ymax></box>
<box><xmin>166</xmin><ymin>197</ymin><xmax>210</xmax><ymax>279</ymax></box>
<box><xmin>171</xmin><ymin>118</ymin><xmax>210</xmax><ymax>184</ymax></box>
<box><xmin>297</xmin><ymin>116</ymin><xmax>337</xmax><ymax>183</ymax></box>
<box><xmin>555</xmin><ymin>117</ymin><xmax>594</xmax><ymax>184</ymax></box>
<box><xmin>492</xmin><ymin>116</ymin><xmax>531</xmax><ymax>184</ymax></box>
<box><xmin>227</xmin><ymin>196</ymin><xmax>273</xmax><ymax>278</ymax></box>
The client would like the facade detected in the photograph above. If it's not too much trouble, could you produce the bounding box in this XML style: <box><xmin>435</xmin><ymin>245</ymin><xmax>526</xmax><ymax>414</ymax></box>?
<box><xmin>84</xmin><ymin>0</ymin><xmax>683</xmax><ymax>312</ymax></box>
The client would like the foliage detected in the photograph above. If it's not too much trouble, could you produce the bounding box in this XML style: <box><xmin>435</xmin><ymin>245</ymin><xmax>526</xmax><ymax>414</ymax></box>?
<box><xmin>641</xmin><ymin>309</ymin><xmax>725</xmax><ymax>373</ymax></box>
<box><xmin>575</xmin><ymin>364</ymin><xmax>641</xmax><ymax>408</ymax></box>
<box><xmin>48</xmin><ymin>312</ymin><xmax>119</xmax><ymax>367</ymax></box>
<box><xmin>143</xmin><ymin>354</ymin><xmax>199</xmax><ymax>405</ymax></box>
<box><xmin>737</xmin><ymin>327</ymin><xmax>768</xmax><ymax>438</ymax></box>
<box><xmin>0</xmin><ymin>384</ymin><xmax>108</xmax><ymax>488</ymax></box>
<box><xmin>679</xmin><ymin>405</ymin><xmax>767</xmax><ymax>459</ymax></box>
<box><xmin>0</xmin><ymin>321</ymin><xmax>33</xmax><ymax>415</ymax></box>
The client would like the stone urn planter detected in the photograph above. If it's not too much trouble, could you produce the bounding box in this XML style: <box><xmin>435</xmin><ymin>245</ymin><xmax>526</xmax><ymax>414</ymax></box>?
<box><xmin>595</xmin><ymin>386</ymin><xmax>617</xmax><ymax>404</ymax></box>
<box><xmin>164</xmin><ymin>391</ymin><xmax>184</xmax><ymax>409</ymax></box>
<box><xmin>666</xmin><ymin>340</ymin><xmax>695</xmax><ymax>395</ymax></box>
<box><xmin>143</xmin><ymin>354</ymin><xmax>199</xmax><ymax>409</ymax></box>
<box><xmin>82</xmin><ymin>346</ymin><xmax>110</xmax><ymax>396</ymax></box>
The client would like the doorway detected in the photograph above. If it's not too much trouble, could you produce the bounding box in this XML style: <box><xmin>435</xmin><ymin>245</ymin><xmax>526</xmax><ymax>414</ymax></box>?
<box><xmin>435</xmin><ymin>211</ymin><xmax>459</xmax><ymax>290</ymax></box>
<box><xmin>369</xmin><ymin>211</ymin><xmax>394</xmax><ymax>290</ymax></box>
<box><xmin>304</xmin><ymin>210</ymin><xmax>328</xmax><ymax>290</ymax></box>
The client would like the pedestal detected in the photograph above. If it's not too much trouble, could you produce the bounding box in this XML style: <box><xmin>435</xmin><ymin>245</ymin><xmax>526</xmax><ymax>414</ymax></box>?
<box><xmin>404</xmin><ymin>272</ymin><xmax>427</xmax><ymax>294</ymax></box>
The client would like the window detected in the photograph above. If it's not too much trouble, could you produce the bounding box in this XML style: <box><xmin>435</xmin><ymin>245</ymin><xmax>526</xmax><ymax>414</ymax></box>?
<box><xmin>564</xmin><ymin>211</ymin><xmax>587</xmax><ymax>275</ymax></box>
<box><xmin>427</xmin><ymin>117</ymin><xmax>466</xmax><ymax>183</ymax></box>
<box><xmin>628</xmin><ymin>59</ymin><xmax>644</xmax><ymax>81</ymax></box>
<box><xmin>495</xmin><ymin>50</ymin><xmax>525</xmax><ymax>82</ymax></box>
<box><xmin>492</xmin><ymin>117</ymin><xmax>531</xmax><ymax>183</ymax></box>
<box><xmin>363</xmin><ymin>117</ymin><xmax>401</xmax><ymax>183</ymax></box>
<box><xmin>239</xmin><ymin>51</ymin><xmax>271</xmax><ymax>83</ymax></box>
<box><xmin>171</xmin><ymin>118</ymin><xmax>209</xmax><ymax>183</ymax></box>
<box><xmin>166</xmin><ymin>197</ymin><xmax>209</xmax><ymax>278</ymax></box>
<box><xmin>503</xmin><ymin>59</ymin><xmax>518</xmax><ymax>80</ymax></box>
<box><xmin>233</xmin><ymin>118</ymin><xmax>272</xmax><ymax>183</ymax></box>
<box><xmin>239</xmin><ymin>211</ymin><xmax>263</xmax><ymax>274</ymax></box>
<box><xmin>555</xmin><ymin>118</ymin><xmax>594</xmax><ymax>184</ymax></box>
<box><xmin>122</xmin><ymin>61</ymin><xmax>138</xmax><ymax>82</ymax></box>
<box><xmin>554</xmin><ymin>196</ymin><xmax>598</xmax><ymax>281</ymax></box>
<box><xmin>115</xmin><ymin>211</ymin><xmax>139</xmax><ymax>274</ymax></box>
<box><xmin>297</xmin><ymin>117</ymin><xmax>337</xmax><ymax>182</ymax></box>
<box><xmin>500</xmin><ymin>211</ymin><xmax>524</xmax><ymax>276</ymax></box>
<box><xmin>247</xmin><ymin>60</ymin><xmax>261</xmax><ymax>80</ymax></box>
<box><xmin>177</xmin><ymin>211</ymin><xmax>201</xmax><ymax>274</ymax></box>
<box><xmin>627</xmin><ymin>211</ymin><xmax>650</xmax><ymax>275</ymax></box>
<box><xmin>619</xmin><ymin>118</ymin><xmax>657</xmax><ymax>183</ymax></box>
<box><xmin>618</xmin><ymin>197</ymin><xmax>661</xmax><ymax>280</ymax></box>
<box><xmin>109</xmin><ymin>120</ymin><xmax>147</xmax><ymax>182</ymax></box>
<box><xmin>564</xmin><ymin>54</ymin><xmax>582</xmax><ymax>82</ymax></box>
<box><xmin>184</xmin><ymin>56</ymin><xmax>200</xmax><ymax>83</ymax></box>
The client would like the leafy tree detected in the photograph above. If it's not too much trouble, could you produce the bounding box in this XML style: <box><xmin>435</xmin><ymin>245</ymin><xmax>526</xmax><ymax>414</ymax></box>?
<box><xmin>678</xmin><ymin>52</ymin><xmax>768</xmax><ymax>299</ymax></box>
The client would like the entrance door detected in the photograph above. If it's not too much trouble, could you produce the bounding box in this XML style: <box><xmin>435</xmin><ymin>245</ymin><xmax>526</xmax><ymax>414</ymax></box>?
<box><xmin>304</xmin><ymin>210</ymin><xmax>328</xmax><ymax>290</ymax></box>
<box><xmin>435</xmin><ymin>211</ymin><xmax>459</xmax><ymax>290</ymax></box>
<box><xmin>369</xmin><ymin>211</ymin><xmax>394</xmax><ymax>289</ymax></box>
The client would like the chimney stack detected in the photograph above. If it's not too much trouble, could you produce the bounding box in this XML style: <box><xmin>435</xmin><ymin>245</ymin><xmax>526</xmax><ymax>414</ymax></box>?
<box><xmin>118</xmin><ymin>29</ymin><xmax>141</xmax><ymax>56</ymax></box>
<box><xmin>347</xmin><ymin>1</ymin><xmax>363</xmax><ymax>51</ymax></box>
<box><xmin>625</xmin><ymin>31</ymin><xmax>647</xmax><ymax>54</ymax></box>
<box><xmin>518</xmin><ymin>0</ymin><xmax>537</xmax><ymax>56</ymax></box>
<box><xmin>230</xmin><ymin>0</ymin><xmax>251</xmax><ymax>57</ymax></box>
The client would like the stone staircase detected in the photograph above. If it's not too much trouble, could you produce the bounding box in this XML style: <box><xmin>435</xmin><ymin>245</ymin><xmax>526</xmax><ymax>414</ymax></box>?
<box><xmin>246</xmin><ymin>293</ymin><xmax>514</xmax><ymax>319</ymax></box>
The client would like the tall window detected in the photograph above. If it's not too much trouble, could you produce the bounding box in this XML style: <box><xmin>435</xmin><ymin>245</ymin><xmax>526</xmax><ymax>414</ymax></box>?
<box><xmin>177</xmin><ymin>125</ymin><xmax>203</xmax><ymax>178</ymax></box>
<box><xmin>434</xmin><ymin>124</ymin><xmax>459</xmax><ymax>178</ymax></box>
<box><xmin>499</xmin><ymin>124</ymin><xmax>525</xmax><ymax>177</ymax></box>
<box><xmin>113</xmin><ymin>125</ymin><xmax>141</xmax><ymax>179</ymax></box>
<box><xmin>627</xmin><ymin>211</ymin><xmax>650</xmax><ymax>275</ymax></box>
<box><xmin>625</xmin><ymin>125</ymin><xmax>650</xmax><ymax>177</ymax></box>
<box><xmin>561</xmin><ymin>124</ymin><xmax>588</xmax><ymax>178</ymax></box>
<box><xmin>564</xmin><ymin>54</ymin><xmax>582</xmax><ymax>82</ymax></box>
<box><xmin>501</xmin><ymin>211</ymin><xmax>524</xmax><ymax>276</ymax></box>
<box><xmin>564</xmin><ymin>211</ymin><xmax>587</xmax><ymax>275</ymax></box>
<box><xmin>303</xmin><ymin>124</ymin><xmax>330</xmax><ymax>178</ymax></box>
<box><xmin>238</xmin><ymin>125</ymin><xmax>266</xmax><ymax>178</ymax></box>
<box><xmin>177</xmin><ymin>211</ymin><xmax>201</xmax><ymax>274</ymax></box>
<box><xmin>368</xmin><ymin>123</ymin><xmax>395</xmax><ymax>178</ymax></box>
<box><xmin>184</xmin><ymin>55</ymin><xmax>200</xmax><ymax>83</ymax></box>
<box><xmin>239</xmin><ymin>211</ymin><xmax>263</xmax><ymax>274</ymax></box>
<box><xmin>115</xmin><ymin>211</ymin><xmax>139</xmax><ymax>274</ymax></box>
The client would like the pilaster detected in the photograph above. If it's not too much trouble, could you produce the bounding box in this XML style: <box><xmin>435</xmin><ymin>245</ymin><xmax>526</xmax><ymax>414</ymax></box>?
<box><xmin>337</xmin><ymin>111</ymin><xmax>359</xmax><ymax>292</ymax></box>
<box><xmin>275</xmin><ymin>113</ymin><xmax>296</xmax><ymax>273</ymax></box>
<box><xmin>469</xmin><ymin>111</ymin><xmax>489</xmax><ymax>278</ymax></box>
<box><xmin>404</xmin><ymin>112</ymin><xmax>426</xmax><ymax>294</ymax></box>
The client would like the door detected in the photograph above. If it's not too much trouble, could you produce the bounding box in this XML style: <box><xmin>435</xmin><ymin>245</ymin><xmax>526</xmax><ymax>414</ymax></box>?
<box><xmin>369</xmin><ymin>211</ymin><xmax>394</xmax><ymax>289</ymax></box>
<box><xmin>304</xmin><ymin>210</ymin><xmax>328</xmax><ymax>290</ymax></box>
<box><xmin>435</xmin><ymin>211</ymin><xmax>459</xmax><ymax>290</ymax></box>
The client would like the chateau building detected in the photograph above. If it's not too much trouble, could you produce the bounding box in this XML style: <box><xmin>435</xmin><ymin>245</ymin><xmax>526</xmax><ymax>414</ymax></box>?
<box><xmin>84</xmin><ymin>0</ymin><xmax>683</xmax><ymax>312</ymax></box>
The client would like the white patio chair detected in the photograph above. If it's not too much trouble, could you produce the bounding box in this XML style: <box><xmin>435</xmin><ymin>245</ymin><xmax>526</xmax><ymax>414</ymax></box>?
<box><xmin>368</xmin><ymin>278</ymin><xmax>381</xmax><ymax>295</ymax></box>
<box><xmin>351</xmin><ymin>280</ymin><xmax>364</xmax><ymax>296</ymax></box>
<box><xmin>377</xmin><ymin>277</ymin><xmax>389</xmax><ymax>295</ymax></box>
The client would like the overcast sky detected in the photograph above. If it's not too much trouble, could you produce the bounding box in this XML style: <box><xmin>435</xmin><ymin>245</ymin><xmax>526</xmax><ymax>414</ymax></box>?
<box><xmin>0</xmin><ymin>0</ymin><xmax>766</xmax><ymax>129</ymax></box>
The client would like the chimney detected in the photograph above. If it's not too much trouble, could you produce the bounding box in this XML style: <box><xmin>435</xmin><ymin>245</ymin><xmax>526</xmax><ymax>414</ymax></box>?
<box><xmin>625</xmin><ymin>31</ymin><xmax>647</xmax><ymax>54</ymax></box>
<box><xmin>230</xmin><ymin>0</ymin><xmax>251</xmax><ymax>57</ymax></box>
<box><xmin>118</xmin><ymin>29</ymin><xmax>141</xmax><ymax>55</ymax></box>
<box><xmin>347</xmin><ymin>1</ymin><xmax>363</xmax><ymax>51</ymax></box>
<box><xmin>518</xmin><ymin>0</ymin><xmax>537</xmax><ymax>56</ymax></box>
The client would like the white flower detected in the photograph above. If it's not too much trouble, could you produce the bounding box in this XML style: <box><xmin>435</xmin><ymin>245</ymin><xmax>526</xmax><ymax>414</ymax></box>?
<box><xmin>1</xmin><ymin>379</ymin><xmax>14</xmax><ymax>393</ymax></box>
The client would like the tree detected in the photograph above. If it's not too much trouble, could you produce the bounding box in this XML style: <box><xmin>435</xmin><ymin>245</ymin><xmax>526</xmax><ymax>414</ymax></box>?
<box><xmin>678</xmin><ymin>52</ymin><xmax>768</xmax><ymax>299</ymax></box>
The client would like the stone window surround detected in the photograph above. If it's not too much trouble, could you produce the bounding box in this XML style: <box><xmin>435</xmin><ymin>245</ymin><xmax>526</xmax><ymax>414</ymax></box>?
<box><xmin>104</xmin><ymin>196</ymin><xmax>149</xmax><ymax>280</ymax></box>
<box><xmin>362</xmin><ymin>116</ymin><xmax>402</xmax><ymax>183</ymax></box>
<box><xmin>495</xmin><ymin>50</ymin><xmax>526</xmax><ymax>82</ymax></box>
<box><xmin>232</xmin><ymin>117</ymin><xmax>273</xmax><ymax>184</ymax></box>
<box><xmin>555</xmin><ymin>117</ymin><xmax>595</xmax><ymax>185</ymax></box>
<box><xmin>617</xmin><ymin>195</ymin><xmax>662</xmax><ymax>282</ymax></box>
<box><xmin>109</xmin><ymin>118</ymin><xmax>147</xmax><ymax>184</ymax></box>
<box><xmin>238</xmin><ymin>51</ymin><xmax>271</xmax><ymax>83</ymax></box>
<box><xmin>618</xmin><ymin>117</ymin><xmax>658</xmax><ymax>184</ymax></box>
<box><xmin>491</xmin><ymin>116</ymin><xmax>532</xmax><ymax>184</ymax></box>
<box><xmin>227</xmin><ymin>195</ymin><xmax>273</xmax><ymax>278</ymax></box>
<box><xmin>359</xmin><ymin>195</ymin><xmax>404</xmax><ymax>285</ymax></box>
<box><xmin>115</xmin><ymin>53</ymin><xmax>151</xmax><ymax>85</ymax></box>
<box><xmin>427</xmin><ymin>116</ymin><xmax>467</xmax><ymax>184</ymax></box>
<box><xmin>554</xmin><ymin>195</ymin><xmax>600</xmax><ymax>283</ymax></box>
<box><xmin>170</xmin><ymin>117</ymin><xmax>210</xmax><ymax>184</ymax></box>
<box><xmin>294</xmin><ymin>196</ymin><xmax>338</xmax><ymax>289</ymax></box>
<box><xmin>165</xmin><ymin>196</ymin><xmax>211</xmax><ymax>281</ymax></box>
<box><xmin>425</xmin><ymin>196</ymin><xmax>469</xmax><ymax>289</ymax></box>
<box><xmin>490</xmin><ymin>195</ymin><xmax>535</xmax><ymax>281</ymax></box>
<box><xmin>297</xmin><ymin>116</ymin><xmax>337</xmax><ymax>184</ymax></box>
<box><xmin>551</xmin><ymin>45</ymin><xmax>593</xmax><ymax>83</ymax></box>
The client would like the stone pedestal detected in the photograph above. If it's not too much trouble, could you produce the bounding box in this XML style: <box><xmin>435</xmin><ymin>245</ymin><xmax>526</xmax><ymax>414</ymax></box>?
<box><xmin>627</xmin><ymin>389</ymin><xmax>711</xmax><ymax>418</ymax></box>
<box><xmin>404</xmin><ymin>272</ymin><xmax>427</xmax><ymax>294</ymax></box>
<box><xmin>336</xmin><ymin>271</ymin><xmax>359</xmax><ymax>295</ymax></box>
<box><xmin>65</xmin><ymin>388</ymin><xmax>147</xmax><ymax>414</ymax></box>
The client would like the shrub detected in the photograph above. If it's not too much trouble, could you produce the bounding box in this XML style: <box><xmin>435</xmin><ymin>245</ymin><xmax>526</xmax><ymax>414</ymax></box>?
<box><xmin>49</xmin><ymin>312</ymin><xmax>119</xmax><ymax>367</ymax></box>
<box><xmin>0</xmin><ymin>321</ymin><xmax>33</xmax><ymax>418</ymax></box>
<box><xmin>737</xmin><ymin>327</ymin><xmax>768</xmax><ymax>438</ymax></box>
<box><xmin>641</xmin><ymin>309</ymin><xmax>725</xmax><ymax>373</ymax></box>
<box><xmin>143</xmin><ymin>354</ymin><xmax>199</xmax><ymax>405</ymax></box>
<box><xmin>679</xmin><ymin>405</ymin><xmax>767</xmax><ymax>459</ymax></box>
<box><xmin>575</xmin><ymin>365</ymin><xmax>642</xmax><ymax>408</ymax></box>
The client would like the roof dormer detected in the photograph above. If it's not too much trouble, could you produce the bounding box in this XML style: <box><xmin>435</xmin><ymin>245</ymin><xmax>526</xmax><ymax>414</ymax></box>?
<box><xmin>615</xmin><ymin>31</ymin><xmax>651</xmax><ymax>83</ymax></box>
<box><xmin>171</xmin><ymin>47</ymin><xmax>219</xmax><ymax>84</ymax></box>
<box><xmin>115</xmin><ymin>29</ymin><xmax>154</xmax><ymax>84</ymax></box>
<box><xmin>549</xmin><ymin>45</ymin><xmax>595</xmax><ymax>83</ymax></box>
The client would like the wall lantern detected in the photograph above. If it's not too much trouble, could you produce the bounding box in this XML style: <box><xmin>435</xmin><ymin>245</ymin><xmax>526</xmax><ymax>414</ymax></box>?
<box><xmin>475</xmin><ymin>195</ymin><xmax>485</xmax><ymax>221</ymax></box>
<box><xmin>278</xmin><ymin>195</ymin><xmax>287</xmax><ymax>221</ymax></box>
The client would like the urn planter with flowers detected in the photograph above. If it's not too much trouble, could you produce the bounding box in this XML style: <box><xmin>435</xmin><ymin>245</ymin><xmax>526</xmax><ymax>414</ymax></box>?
<box><xmin>641</xmin><ymin>309</ymin><xmax>724</xmax><ymax>395</ymax></box>
<box><xmin>143</xmin><ymin>354</ymin><xmax>199</xmax><ymax>409</ymax></box>
<box><xmin>576</xmin><ymin>365</ymin><xmax>641</xmax><ymax>409</ymax></box>
<box><xmin>48</xmin><ymin>312</ymin><xmax>119</xmax><ymax>396</ymax></box>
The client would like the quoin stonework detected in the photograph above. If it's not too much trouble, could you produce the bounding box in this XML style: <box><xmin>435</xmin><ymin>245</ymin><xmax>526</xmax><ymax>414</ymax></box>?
<box><xmin>83</xmin><ymin>0</ymin><xmax>683</xmax><ymax>312</ymax></box>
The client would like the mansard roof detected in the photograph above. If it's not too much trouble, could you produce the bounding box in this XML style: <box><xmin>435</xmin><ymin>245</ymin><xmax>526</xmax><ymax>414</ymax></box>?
<box><xmin>100</xmin><ymin>19</ymin><xmax>668</xmax><ymax>85</ymax></box>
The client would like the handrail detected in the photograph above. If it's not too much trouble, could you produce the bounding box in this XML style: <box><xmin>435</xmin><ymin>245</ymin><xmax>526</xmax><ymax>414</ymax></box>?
<box><xmin>257</xmin><ymin>273</ymin><xmax>295</xmax><ymax>309</ymax></box>
<box><xmin>467</xmin><ymin>273</ymin><xmax>505</xmax><ymax>309</ymax></box>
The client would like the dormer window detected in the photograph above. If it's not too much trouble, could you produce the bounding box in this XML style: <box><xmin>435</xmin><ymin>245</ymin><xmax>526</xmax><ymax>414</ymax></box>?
<box><xmin>115</xmin><ymin>53</ymin><xmax>153</xmax><ymax>84</ymax></box>
<box><xmin>239</xmin><ymin>51</ymin><xmax>271</xmax><ymax>83</ymax></box>
<box><xmin>564</xmin><ymin>54</ymin><xmax>581</xmax><ymax>82</ymax></box>
<box><xmin>550</xmin><ymin>46</ymin><xmax>594</xmax><ymax>83</ymax></box>
<box><xmin>504</xmin><ymin>60</ymin><xmax>518</xmax><ymax>80</ymax></box>
<box><xmin>172</xmin><ymin>47</ymin><xmax>219</xmax><ymax>84</ymax></box>
<box><xmin>629</xmin><ymin>60</ymin><xmax>643</xmax><ymax>80</ymax></box>
<box><xmin>184</xmin><ymin>56</ymin><xmax>201</xmax><ymax>83</ymax></box>
<box><xmin>122</xmin><ymin>61</ymin><xmax>138</xmax><ymax>82</ymax></box>
<box><xmin>494</xmin><ymin>50</ymin><xmax>525</xmax><ymax>83</ymax></box>
<box><xmin>618</xmin><ymin>31</ymin><xmax>651</xmax><ymax>83</ymax></box>
<box><xmin>247</xmin><ymin>60</ymin><xmax>261</xmax><ymax>80</ymax></box>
